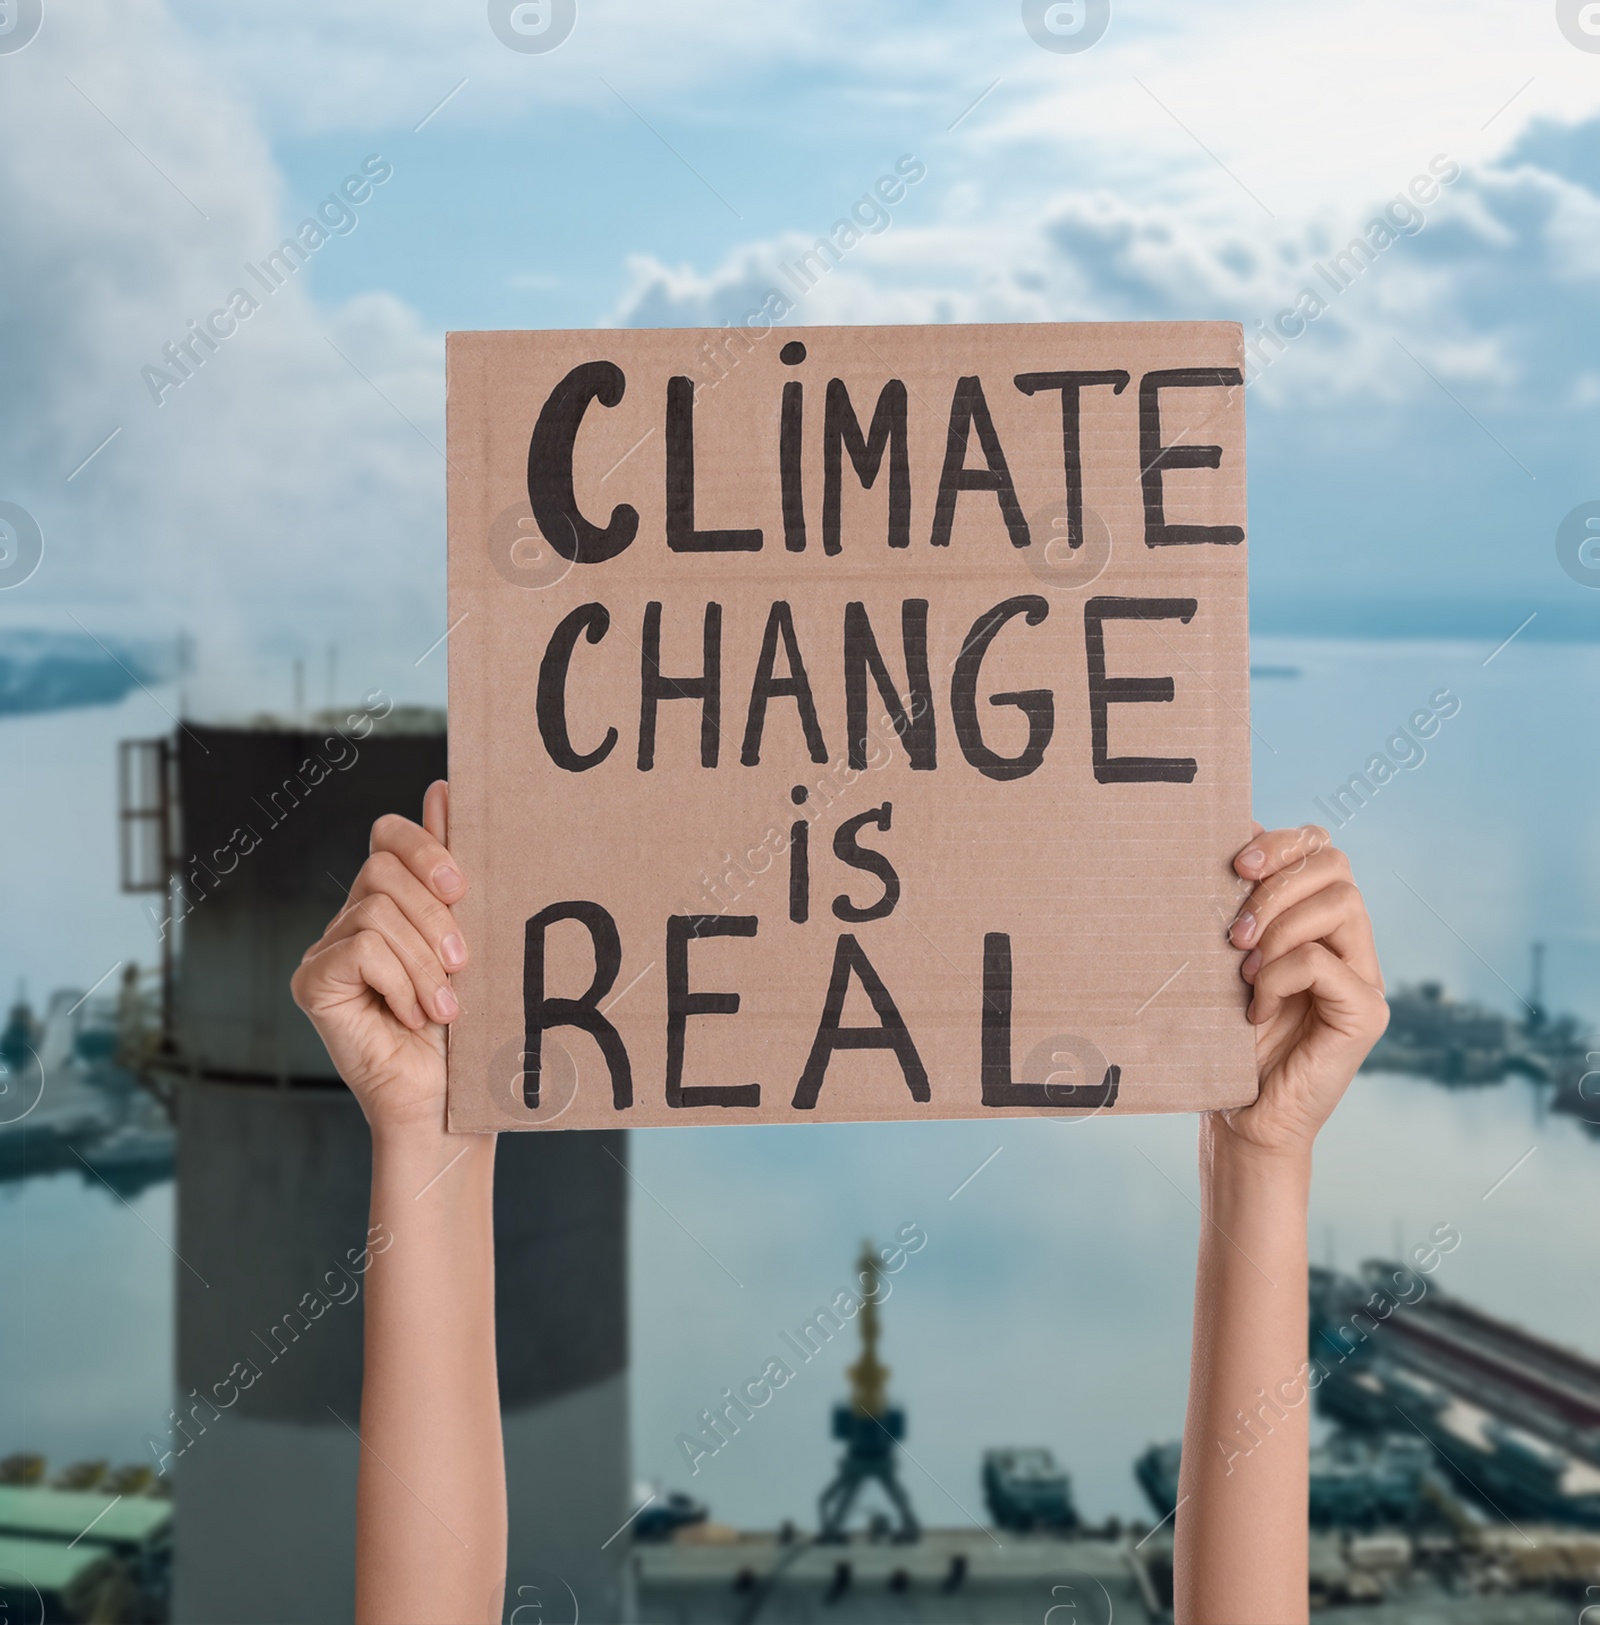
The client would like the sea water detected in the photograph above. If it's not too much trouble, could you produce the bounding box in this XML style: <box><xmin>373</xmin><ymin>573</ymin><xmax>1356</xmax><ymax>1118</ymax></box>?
<box><xmin>3</xmin><ymin>635</ymin><xmax>1597</xmax><ymax>1525</ymax></box>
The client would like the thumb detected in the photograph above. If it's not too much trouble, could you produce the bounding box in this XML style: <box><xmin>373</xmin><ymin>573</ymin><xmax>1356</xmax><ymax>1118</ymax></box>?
<box><xmin>423</xmin><ymin>779</ymin><xmax>449</xmax><ymax>846</ymax></box>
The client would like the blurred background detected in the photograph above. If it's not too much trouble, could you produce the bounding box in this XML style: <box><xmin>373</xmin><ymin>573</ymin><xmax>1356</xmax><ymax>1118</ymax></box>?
<box><xmin>4</xmin><ymin>2</ymin><xmax>1600</xmax><ymax>1620</ymax></box>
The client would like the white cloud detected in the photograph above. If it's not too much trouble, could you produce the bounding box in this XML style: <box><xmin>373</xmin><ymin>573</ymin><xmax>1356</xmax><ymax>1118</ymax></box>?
<box><xmin>0</xmin><ymin>0</ymin><xmax>446</xmax><ymax>713</ymax></box>
<box><xmin>169</xmin><ymin>0</ymin><xmax>908</xmax><ymax>136</ymax></box>
<box><xmin>606</xmin><ymin>115</ymin><xmax>1600</xmax><ymax>439</ymax></box>
<box><xmin>5</xmin><ymin>0</ymin><xmax>1599</xmax><ymax>697</ymax></box>
<box><xmin>164</xmin><ymin>0</ymin><xmax>1600</xmax><ymax>203</ymax></box>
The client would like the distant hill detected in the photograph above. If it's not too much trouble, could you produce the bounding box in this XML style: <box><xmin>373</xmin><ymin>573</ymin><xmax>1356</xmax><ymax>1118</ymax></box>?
<box><xmin>0</xmin><ymin>631</ymin><xmax>184</xmax><ymax>719</ymax></box>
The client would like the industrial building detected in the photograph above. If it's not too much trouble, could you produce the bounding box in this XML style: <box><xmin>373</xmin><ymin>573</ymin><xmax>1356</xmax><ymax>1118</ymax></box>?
<box><xmin>115</xmin><ymin>709</ymin><xmax>631</xmax><ymax>1624</ymax></box>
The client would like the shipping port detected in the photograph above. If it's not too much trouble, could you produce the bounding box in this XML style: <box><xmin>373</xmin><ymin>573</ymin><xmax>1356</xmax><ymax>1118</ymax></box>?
<box><xmin>629</xmin><ymin>1243</ymin><xmax>1600</xmax><ymax>1622</ymax></box>
<box><xmin>4</xmin><ymin>713</ymin><xmax>1599</xmax><ymax>1621</ymax></box>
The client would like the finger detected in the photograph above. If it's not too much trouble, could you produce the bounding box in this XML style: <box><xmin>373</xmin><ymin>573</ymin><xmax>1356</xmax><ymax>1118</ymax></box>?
<box><xmin>1234</xmin><ymin>824</ymin><xmax>1334</xmax><ymax>882</ymax></box>
<box><xmin>293</xmin><ymin>928</ymin><xmax>428</xmax><ymax>1032</ymax></box>
<box><xmin>370</xmin><ymin>810</ymin><xmax>465</xmax><ymax>904</ymax></box>
<box><xmin>423</xmin><ymin>780</ymin><xmax>448</xmax><ymax>847</ymax></box>
<box><xmin>322</xmin><ymin>891</ymin><xmax>459</xmax><ymax>1024</ymax></box>
<box><xmin>1233</xmin><ymin>844</ymin><xmax>1348</xmax><ymax>928</ymax></box>
<box><xmin>349</xmin><ymin>850</ymin><xmax>468</xmax><ymax>972</ymax></box>
<box><xmin>1248</xmin><ymin>941</ymin><xmax>1388</xmax><ymax>1038</ymax></box>
<box><xmin>1230</xmin><ymin>843</ymin><xmax>1362</xmax><ymax>937</ymax></box>
<box><xmin>1231</xmin><ymin>847</ymin><xmax>1381</xmax><ymax>990</ymax></box>
<box><xmin>1240</xmin><ymin>886</ymin><xmax>1377</xmax><ymax>988</ymax></box>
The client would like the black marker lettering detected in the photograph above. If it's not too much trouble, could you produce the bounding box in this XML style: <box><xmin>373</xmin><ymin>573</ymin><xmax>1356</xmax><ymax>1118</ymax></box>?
<box><xmin>527</xmin><ymin>360</ymin><xmax>639</xmax><ymax>564</ymax></box>
<box><xmin>843</xmin><ymin>600</ymin><xmax>936</xmax><ymax>771</ymax></box>
<box><xmin>741</xmin><ymin>601</ymin><xmax>828</xmax><ymax>766</ymax></box>
<box><xmin>1138</xmin><ymin>368</ymin><xmax>1246</xmax><ymax>548</ymax></box>
<box><xmin>789</xmin><ymin>784</ymin><xmax>810</xmax><ymax>924</ymax></box>
<box><xmin>523</xmin><ymin>901</ymin><xmax>632</xmax><ymax>1109</ymax></box>
<box><xmin>929</xmin><ymin>376</ymin><xmax>1030</xmax><ymax>549</ymax></box>
<box><xmin>793</xmin><ymin>935</ymin><xmax>930</xmax><ymax>1109</ymax></box>
<box><xmin>537</xmin><ymin>603</ymin><xmax>618</xmax><ymax>772</ymax></box>
<box><xmin>1083</xmin><ymin>596</ymin><xmax>1199</xmax><ymax>783</ymax></box>
<box><xmin>639</xmin><ymin>601</ymin><xmax>722</xmax><ymax>770</ymax></box>
<box><xmin>666</xmin><ymin>915</ymin><xmax>761</xmax><ymax>1108</ymax></box>
<box><xmin>781</xmin><ymin>378</ymin><xmax>806</xmax><ymax>552</ymax></box>
<box><xmin>1013</xmin><ymin>370</ymin><xmax>1130</xmax><ymax>549</ymax></box>
<box><xmin>980</xmin><ymin>932</ymin><xmax>1121</xmax><ymax>1109</ymax></box>
<box><xmin>950</xmin><ymin>595</ymin><xmax>1054</xmax><ymax>782</ymax></box>
<box><xmin>831</xmin><ymin>803</ymin><xmax>899</xmax><ymax>923</ymax></box>
<box><xmin>666</xmin><ymin>375</ymin><xmax>763</xmax><ymax>552</ymax></box>
<box><xmin>789</xmin><ymin>820</ymin><xmax>810</xmax><ymax>924</ymax></box>
<box><xmin>823</xmin><ymin>378</ymin><xmax>910</xmax><ymax>553</ymax></box>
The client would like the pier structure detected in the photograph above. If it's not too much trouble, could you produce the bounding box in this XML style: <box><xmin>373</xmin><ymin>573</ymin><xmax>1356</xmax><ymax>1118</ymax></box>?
<box><xmin>1313</xmin><ymin>1261</ymin><xmax>1600</xmax><ymax>1525</ymax></box>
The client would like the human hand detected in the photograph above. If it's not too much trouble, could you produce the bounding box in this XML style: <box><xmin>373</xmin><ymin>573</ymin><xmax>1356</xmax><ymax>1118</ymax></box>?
<box><xmin>291</xmin><ymin>780</ymin><xmax>468</xmax><ymax>1138</ymax></box>
<box><xmin>1220</xmin><ymin>823</ymin><xmax>1388</xmax><ymax>1159</ymax></box>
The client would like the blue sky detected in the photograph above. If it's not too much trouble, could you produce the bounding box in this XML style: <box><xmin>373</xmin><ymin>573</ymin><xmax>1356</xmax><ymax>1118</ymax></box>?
<box><xmin>2</xmin><ymin>0</ymin><xmax>1600</xmax><ymax>717</ymax></box>
<box><xmin>10</xmin><ymin>0</ymin><xmax>1600</xmax><ymax>1541</ymax></box>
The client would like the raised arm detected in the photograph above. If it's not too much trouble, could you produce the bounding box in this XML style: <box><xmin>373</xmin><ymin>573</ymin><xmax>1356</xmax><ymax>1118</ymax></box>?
<box><xmin>291</xmin><ymin>781</ymin><xmax>506</xmax><ymax>1625</ymax></box>
<box><xmin>1174</xmin><ymin>824</ymin><xmax>1388</xmax><ymax>1625</ymax></box>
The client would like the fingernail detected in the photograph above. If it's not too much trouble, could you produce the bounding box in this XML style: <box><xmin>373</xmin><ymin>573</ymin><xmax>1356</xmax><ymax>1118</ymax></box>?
<box><xmin>435</xmin><ymin>985</ymin><xmax>460</xmax><ymax>1021</ymax></box>
<box><xmin>1246</xmin><ymin>998</ymin><xmax>1258</xmax><ymax>1023</ymax></box>
<box><xmin>1241</xmin><ymin>949</ymin><xmax>1262</xmax><ymax>980</ymax></box>
<box><xmin>1238</xmin><ymin>846</ymin><xmax>1265</xmax><ymax>874</ymax></box>
<box><xmin>441</xmin><ymin>933</ymin><xmax>467</xmax><ymax>969</ymax></box>
<box><xmin>433</xmin><ymin>865</ymin><xmax>464</xmax><ymax>896</ymax></box>
<box><xmin>1230</xmin><ymin>911</ymin><xmax>1257</xmax><ymax>946</ymax></box>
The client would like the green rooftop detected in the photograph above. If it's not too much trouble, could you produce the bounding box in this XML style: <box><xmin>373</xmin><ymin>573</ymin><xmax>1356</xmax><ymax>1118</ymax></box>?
<box><xmin>0</xmin><ymin>1485</ymin><xmax>170</xmax><ymax>1549</ymax></box>
<box><xmin>0</xmin><ymin>1531</ymin><xmax>116</xmax><ymax>1597</ymax></box>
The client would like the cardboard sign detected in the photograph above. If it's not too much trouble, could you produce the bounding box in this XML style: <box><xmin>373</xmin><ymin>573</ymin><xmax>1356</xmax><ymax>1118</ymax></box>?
<box><xmin>445</xmin><ymin>321</ymin><xmax>1255</xmax><ymax>1131</ymax></box>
